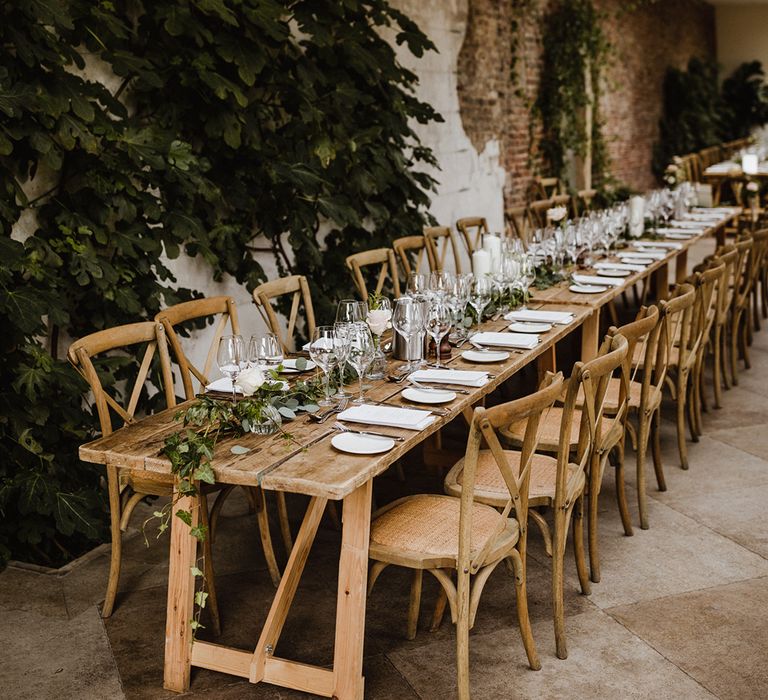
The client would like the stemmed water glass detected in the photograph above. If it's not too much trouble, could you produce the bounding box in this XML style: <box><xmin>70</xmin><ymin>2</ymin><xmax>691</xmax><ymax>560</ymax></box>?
<box><xmin>406</xmin><ymin>272</ymin><xmax>429</xmax><ymax>300</ymax></box>
<box><xmin>347</xmin><ymin>322</ymin><xmax>375</xmax><ymax>404</ymax></box>
<box><xmin>217</xmin><ymin>334</ymin><xmax>245</xmax><ymax>400</ymax></box>
<box><xmin>426</xmin><ymin>301</ymin><xmax>452</xmax><ymax>368</ymax></box>
<box><xmin>447</xmin><ymin>273</ymin><xmax>471</xmax><ymax>342</ymax></box>
<box><xmin>248</xmin><ymin>333</ymin><xmax>283</xmax><ymax>372</ymax></box>
<box><xmin>469</xmin><ymin>276</ymin><xmax>493</xmax><ymax>326</ymax></box>
<box><xmin>429</xmin><ymin>271</ymin><xmax>454</xmax><ymax>301</ymax></box>
<box><xmin>333</xmin><ymin>321</ymin><xmax>353</xmax><ymax>398</ymax></box>
<box><xmin>392</xmin><ymin>297</ymin><xmax>426</xmax><ymax>371</ymax></box>
<box><xmin>336</xmin><ymin>299</ymin><xmax>368</xmax><ymax>324</ymax></box>
<box><xmin>309</xmin><ymin>326</ymin><xmax>339</xmax><ymax>406</ymax></box>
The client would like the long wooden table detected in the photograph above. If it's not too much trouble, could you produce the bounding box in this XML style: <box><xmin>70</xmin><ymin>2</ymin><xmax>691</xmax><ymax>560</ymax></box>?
<box><xmin>78</xmin><ymin>210</ymin><xmax>735</xmax><ymax>698</ymax></box>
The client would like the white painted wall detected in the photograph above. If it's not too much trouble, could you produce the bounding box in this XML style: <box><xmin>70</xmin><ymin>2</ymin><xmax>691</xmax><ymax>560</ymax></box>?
<box><xmin>715</xmin><ymin>3</ymin><xmax>768</xmax><ymax>78</ymax></box>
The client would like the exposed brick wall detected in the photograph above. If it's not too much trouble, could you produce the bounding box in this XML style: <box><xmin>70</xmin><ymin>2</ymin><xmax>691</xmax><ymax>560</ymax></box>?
<box><xmin>456</xmin><ymin>0</ymin><xmax>715</xmax><ymax>207</ymax></box>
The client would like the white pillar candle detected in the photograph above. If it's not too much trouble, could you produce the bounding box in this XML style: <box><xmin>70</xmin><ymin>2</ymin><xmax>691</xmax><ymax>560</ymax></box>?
<box><xmin>472</xmin><ymin>248</ymin><xmax>491</xmax><ymax>277</ymax></box>
<box><xmin>742</xmin><ymin>153</ymin><xmax>758</xmax><ymax>175</ymax></box>
<box><xmin>482</xmin><ymin>234</ymin><xmax>502</xmax><ymax>273</ymax></box>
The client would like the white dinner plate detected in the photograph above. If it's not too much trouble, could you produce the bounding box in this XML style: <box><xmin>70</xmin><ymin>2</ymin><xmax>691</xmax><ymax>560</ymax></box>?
<box><xmin>569</xmin><ymin>283</ymin><xmax>607</xmax><ymax>294</ymax></box>
<box><xmin>280</xmin><ymin>359</ymin><xmax>316</xmax><ymax>373</ymax></box>
<box><xmin>621</xmin><ymin>257</ymin><xmax>654</xmax><ymax>265</ymax></box>
<box><xmin>594</xmin><ymin>269</ymin><xmax>630</xmax><ymax>278</ymax></box>
<box><xmin>331</xmin><ymin>432</ymin><xmax>395</xmax><ymax>454</ymax></box>
<box><xmin>461</xmin><ymin>349</ymin><xmax>510</xmax><ymax>363</ymax></box>
<box><xmin>402</xmin><ymin>387</ymin><xmax>457</xmax><ymax>404</ymax></box>
<box><xmin>508</xmin><ymin>322</ymin><xmax>552</xmax><ymax>333</ymax></box>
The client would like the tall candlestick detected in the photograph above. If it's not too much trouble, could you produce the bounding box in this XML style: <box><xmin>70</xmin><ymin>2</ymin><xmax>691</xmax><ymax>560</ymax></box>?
<box><xmin>472</xmin><ymin>249</ymin><xmax>491</xmax><ymax>277</ymax></box>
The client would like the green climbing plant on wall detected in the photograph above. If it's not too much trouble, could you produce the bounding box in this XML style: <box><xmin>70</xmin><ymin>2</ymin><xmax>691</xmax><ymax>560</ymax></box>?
<box><xmin>0</xmin><ymin>0</ymin><xmax>440</xmax><ymax>567</ymax></box>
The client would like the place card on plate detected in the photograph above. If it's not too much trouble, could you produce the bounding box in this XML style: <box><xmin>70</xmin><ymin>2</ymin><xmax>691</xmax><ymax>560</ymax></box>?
<box><xmin>504</xmin><ymin>309</ymin><xmax>573</xmax><ymax>325</ymax></box>
<box><xmin>337</xmin><ymin>405</ymin><xmax>435</xmax><ymax>431</ymax></box>
<box><xmin>409</xmin><ymin>368</ymin><xmax>491</xmax><ymax>386</ymax></box>
<box><xmin>572</xmin><ymin>274</ymin><xmax>624</xmax><ymax>288</ymax></box>
<box><xmin>469</xmin><ymin>332</ymin><xmax>539</xmax><ymax>350</ymax></box>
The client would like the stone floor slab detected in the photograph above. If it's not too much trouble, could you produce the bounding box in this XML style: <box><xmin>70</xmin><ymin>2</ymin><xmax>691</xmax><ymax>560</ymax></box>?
<box><xmin>610</xmin><ymin>577</ymin><xmax>768</xmax><ymax>700</ymax></box>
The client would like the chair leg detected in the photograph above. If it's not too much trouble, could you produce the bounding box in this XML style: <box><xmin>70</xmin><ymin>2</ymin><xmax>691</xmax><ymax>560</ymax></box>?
<box><xmin>676</xmin><ymin>372</ymin><xmax>689</xmax><ymax>470</ymax></box>
<box><xmin>208</xmin><ymin>485</ymin><xmax>235</xmax><ymax>543</ymax></box>
<box><xmin>713</xmin><ymin>327</ymin><xmax>723</xmax><ymax>408</ymax></box>
<box><xmin>574</xmin><ymin>494</ymin><xmax>592</xmax><ymax>591</ymax></box>
<box><xmin>687</xmin><ymin>374</ymin><xmax>699</xmax><ymax>444</ymax></box>
<box><xmin>730</xmin><ymin>316</ymin><xmax>740</xmax><ymax>385</ymax></box>
<box><xmin>456</xmin><ymin>567</ymin><xmax>471</xmax><ymax>700</ymax></box>
<box><xmin>430</xmin><ymin>587</ymin><xmax>448</xmax><ymax>632</ymax></box>
<box><xmin>586</xmin><ymin>453</ymin><xmax>601</xmax><ymax>584</ymax></box>
<box><xmin>741</xmin><ymin>313</ymin><xmax>752</xmax><ymax>369</ymax></box>
<box><xmin>199</xmin><ymin>492</ymin><xmax>221</xmax><ymax>636</ymax></box>
<box><xmin>276</xmin><ymin>492</ymin><xmax>293</xmax><ymax>552</ymax></box>
<box><xmin>406</xmin><ymin>570</ymin><xmax>423</xmax><ymax>640</ymax></box>
<box><xmin>614</xmin><ymin>438</ymin><xmax>633</xmax><ymax>536</ymax></box>
<box><xmin>722</xmin><ymin>322</ymin><xmax>733</xmax><ymax>390</ymax></box>
<box><xmin>103</xmin><ymin>467</ymin><xmax>123</xmax><ymax>618</ymax></box>
<box><xmin>651</xmin><ymin>409</ymin><xmax>667</xmax><ymax>494</ymax></box>
<box><xmin>552</xmin><ymin>509</ymin><xmax>569</xmax><ymax>660</ymax></box>
<box><xmin>253</xmin><ymin>487</ymin><xmax>282</xmax><ymax>587</ymax></box>
<box><xmin>508</xmin><ymin>550</ymin><xmax>540</xmax><ymax>671</ymax></box>
<box><xmin>636</xmin><ymin>416</ymin><xmax>652</xmax><ymax>529</ymax></box>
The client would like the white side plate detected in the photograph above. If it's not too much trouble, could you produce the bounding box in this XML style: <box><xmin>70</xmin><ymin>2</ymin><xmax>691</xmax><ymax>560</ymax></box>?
<box><xmin>331</xmin><ymin>433</ymin><xmax>395</xmax><ymax>454</ymax></box>
<box><xmin>402</xmin><ymin>387</ymin><xmax>457</xmax><ymax>404</ymax></box>
<box><xmin>508</xmin><ymin>322</ymin><xmax>552</xmax><ymax>333</ymax></box>
<box><xmin>569</xmin><ymin>284</ymin><xmax>607</xmax><ymax>294</ymax></box>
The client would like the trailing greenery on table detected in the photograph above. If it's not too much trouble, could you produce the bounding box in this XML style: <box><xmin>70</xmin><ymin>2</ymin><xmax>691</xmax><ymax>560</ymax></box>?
<box><xmin>0</xmin><ymin>1</ymin><xmax>440</xmax><ymax>567</ymax></box>
<box><xmin>533</xmin><ymin>264</ymin><xmax>564</xmax><ymax>291</ymax></box>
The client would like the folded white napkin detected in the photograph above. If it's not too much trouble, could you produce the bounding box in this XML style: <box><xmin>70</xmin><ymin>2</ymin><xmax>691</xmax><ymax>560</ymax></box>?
<box><xmin>634</xmin><ymin>241</ymin><xmax>683</xmax><ymax>250</ymax></box>
<box><xmin>504</xmin><ymin>309</ymin><xmax>573</xmax><ymax>325</ymax></box>
<box><xmin>594</xmin><ymin>262</ymin><xmax>646</xmax><ymax>272</ymax></box>
<box><xmin>670</xmin><ymin>220</ymin><xmax>709</xmax><ymax>230</ymax></box>
<box><xmin>206</xmin><ymin>377</ymin><xmax>242</xmax><ymax>394</ymax></box>
<box><xmin>409</xmin><ymin>368</ymin><xmax>491</xmax><ymax>386</ymax></box>
<box><xmin>704</xmin><ymin>162</ymin><xmax>738</xmax><ymax>174</ymax></box>
<box><xmin>572</xmin><ymin>274</ymin><xmax>624</xmax><ymax>288</ymax></box>
<box><xmin>693</xmin><ymin>206</ymin><xmax>738</xmax><ymax>215</ymax></box>
<box><xmin>337</xmin><ymin>405</ymin><xmax>435</xmax><ymax>431</ymax></box>
<box><xmin>618</xmin><ymin>250</ymin><xmax>667</xmax><ymax>260</ymax></box>
<box><xmin>654</xmin><ymin>229</ymin><xmax>699</xmax><ymax>238</ymax></box>
<box><xmin>469</xmin><ymin>332</ymin><xmax>539</xmax><ymax>350</ymax></box>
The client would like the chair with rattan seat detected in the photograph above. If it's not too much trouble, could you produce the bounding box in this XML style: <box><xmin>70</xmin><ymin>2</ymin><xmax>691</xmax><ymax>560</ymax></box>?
<box><xmin>448</xmin><ymin>336</ymin><xmax>627</xmax><ymax>658</ymax></box>
<box><xmin>505</xmin><ymin>205</ymin><xmax>531</xmax><ymax>245</ymax></box>
<box><xmin>424</xmin><ymin>225</ymin><xmax>463</xmax><ymax>273</ymax></box>
<box><xmin>455</xmin><ymin>216</ymin><xmax>488</xmax><ymax>255</ymax></box>
<box><xmin>747</xmin><ymin>228</ymin><xmax>768</xmax><ymax>340</ymax></box>
<box><xmin>369</xmin><ymin>375</ymin><xmax>564</xmax><ymax>696</ymax></box>
<box><xmin>345</xmin><ymin>248</ymin><xmax>401</xmax><ymax>300</ymax></box>
<box><xmin>392</xmin><ymin>235</ymin><xmax>429</xmax><ymax>281</ymax></box>
<box><xmin>723</xmin><ymin>236</ymin><xmax>753</xmax><ymax>388</ymax></box>
<box><xmin>252</xmin><ymin>275</ymin><xmax>316</xmax><ymax>355</ymax></box>
<box><xmin>67</xmin><ymin>321</ymin><xmax>221</xmax><ymax>630</ymax></box>
<box><xmin>156</xmin><ymin>297</ymin><xmax>287</xmax><ymax>586</ymax></box>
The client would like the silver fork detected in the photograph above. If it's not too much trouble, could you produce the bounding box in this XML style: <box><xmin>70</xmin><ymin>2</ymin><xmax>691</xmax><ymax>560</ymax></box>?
<box><xmin>408</xmin><ymin>379</ymin><xmax>471</xmax><ymax>395</ymax></box>
<box><xmin>310</xmin><ymin>396</ymin><xmax>349</xmax><ymax>423</ymax></box>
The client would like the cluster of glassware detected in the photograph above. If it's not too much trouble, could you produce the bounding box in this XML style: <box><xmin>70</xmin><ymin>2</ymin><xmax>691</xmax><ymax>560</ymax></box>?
<box><xmin>644</xmin><ymin>184</ymin><xmax>696</xmax><ymax>229</ymax></box>
<box><xmin>216</xmin><ymin>332</ymin><xmax>284</xmax><ymax>400</ymax></box>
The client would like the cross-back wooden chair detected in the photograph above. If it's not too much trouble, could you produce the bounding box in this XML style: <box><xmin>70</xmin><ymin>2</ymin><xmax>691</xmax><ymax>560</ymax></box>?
<box><xmin>154</xmin><ymin>296</ymin><xmax>240</xmax><ymax>399</ymax></box>
<box><xmin>451</xmin><ymin>335</ymin><xmax>627</xmax><ymax>658</ymax></box>
<box><xmin>526</xmin><ymin>199</ymin><xmax>552</xmax><ymax>230</ymax></box>
<box><xmin>726</xmin><ymin>236</ymin><xmax>754</xmax><ymax>387</ymax></box>
<box><xmin>530</xmin><ymin>176</ymin><xmax>562</xmax><ymax>201</ymax></box>
<box><xmin>67</xmin><ymin>322</ymin><xmax>220</xmax><ymax>630</ymax></box>
<box><xmin>392</xmin><ymin>235</ymin><xmax>428</xmax><ymax>281</ymax></box>
<box><xmin>252</xmin><ymin>275</ymin><xmax>316</xmax><ymax>355</ymax></box>
<box><xmin>505</xmin><ymin>205</ymin><xmax>530</xmax><ymax>245</ymax></box>
<box><xmin>345</xmin><ymin>248</ymin><xmax>401</xmax><ymax>300</ymax></box>
<box><xmin>157</xmin><ymin>296</ymin><xmax>286</xmax><ymax>587</ymax></box>
<box><xmin>424</xmin><ymin>225</ymin><xmax>463</xmax><ymax>273</ymax></box>
<box><xmin>604</xmin><ymin>306</ymin><xmax>664</xmax><ymax>531</ymax></box>
<box><xmin>455</xmin><ymin>216</ymin><xmax>488</xmax><ymax>254</ymax></box>
<box><xmin>573</xmin><ymin>189</ymin><xmax>597</xmax><ymax>217</ymax></box>
<box><xmin>369</xmin><ymin>375</ymin><xmax>565</xmax><ymax>696</ymax></box>
<box><xmin>748</xmin><ymin>228</ymin><xmax>768</xmax><ymax>339</ymax></box>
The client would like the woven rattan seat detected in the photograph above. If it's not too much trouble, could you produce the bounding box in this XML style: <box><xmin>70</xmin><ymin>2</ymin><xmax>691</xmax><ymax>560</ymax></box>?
<box><xmin>500</xmin><ymin>406</ymin><xmax>580</xmax><ymax>451</ymax></box>
<box><xmin>370</xmin><ymin>494</ymin><xmax>518</xmax><ymax>569</ymax></box>
<box><xmin>445</xmin><ymin>450</ymin><xmax>585</xmax><ymax>507</ymax></box>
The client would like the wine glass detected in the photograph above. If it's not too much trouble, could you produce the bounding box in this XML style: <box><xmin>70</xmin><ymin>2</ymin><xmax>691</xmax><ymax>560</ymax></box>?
<box><xmin>426</xmin><ymin>301</ymin><xmax>452</xmax><ymax>368</ymax></box>
<box><xmin>406</xmin><ymin>272</ymin><xmax>429</xmax><ymax>299</ymax></box>
<box><xmin>447</xmin><ymin>273</ymin><xmax>472</xmax><ymax>341</ymax></box>
<box><xmin>347</xmin><ymin>322</ymin><xmax>375</xmax><ymax>404</ymax></box>
<box><xmin>217</xmin><ymin>334</ymin><xmax>245</xmax><ymax>400</ymax></box>
<box><xmin>248</xmin><ymin>333</ymin><xmax>283</xmax><ymax>372</ymax></box>
<box><xmin>429</xmin><ymin>271</ymin><xmax>454</xmax><ymax>301</ymax></box>
<box><xmin>336</xmin><ymin>299</ymin><xmax>368</xmax><ymax>324</ymax></box>
<box><xmin>469</xmin><ymin>276</ymin><xmax>493</xmax><ymax>326</ymax></box>
<box><xmin>309</xmin><ymin>326</ymin><xmax>339</xmax><ymax>406</ymax></box>
<box><xmin>333</xmin><ymin>322</ymin><xmax>353</xmax><ymax>398</ymax></box>
<box><xmin>392</xmin><ymin>297</ymin><xmax>425</xmax><ymax>372</ymax></box>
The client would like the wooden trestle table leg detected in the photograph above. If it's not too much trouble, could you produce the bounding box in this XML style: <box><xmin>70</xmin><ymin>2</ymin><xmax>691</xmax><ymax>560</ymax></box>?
<box><xmin>537</xmin><ymin>345</ymin><xmax>557</xmax><ymax>381</ymax></box>
<box><xmin>653</xmin><ymin>262</ymin><xmax>670</xmax><ymax>302</ymax></box>
<box><xmin>332</xmin><ymin>479</ymin><xmax>374</xmax><ymax>700</ymax></box>
<box><xmin>581</xmin><ymin>309</ymin><xmax>600</xmax><ymax>361</ymax></box>
<box><xmin>675</xmin><ymin>251</ymin><xmax>689</xmax><ymax>284</ymax></box>
<box><xmin>164</xmin><ymin>489</ymin><xmax>199</xmax><ymax>692</ymax></box>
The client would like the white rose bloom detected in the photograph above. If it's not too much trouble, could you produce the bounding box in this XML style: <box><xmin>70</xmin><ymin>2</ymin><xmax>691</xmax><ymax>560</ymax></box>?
<box><xmin>366</xmin><ymin>308</ymin><xmax>392</xmax><ymax>336</ymax></box>
<box><xmin>546</xmin><ymin>205</ymin><xmax>567</xmax><ymax>223</ymax></box>
<box><xmin>236</xmin><ymin>366</ymin><xmax>265</xmax><ymax>396</ymax></box>
<box><xmin>746</xmin><ymin>181</ymin><xmax>759</xmax><ymax>193</ymax></box>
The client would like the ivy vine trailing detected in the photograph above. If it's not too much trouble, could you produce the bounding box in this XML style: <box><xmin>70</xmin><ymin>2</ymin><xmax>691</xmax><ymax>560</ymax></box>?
<box><xmin>535</xmin><ymin>0</ymin><xmax>610</xmax><ymax>186</ymax></box>
<box><xmin>0</xmin><ymin>0</ymin><xmax>441</xmax><ymax>567</ymax></box>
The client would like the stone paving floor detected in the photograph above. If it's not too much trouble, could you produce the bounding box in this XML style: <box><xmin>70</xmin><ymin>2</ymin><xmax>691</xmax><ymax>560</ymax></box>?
<box><xmin>3</xmin><ymin>256</ymin><xmax>768</xmax><ymax>700</ymax></box>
